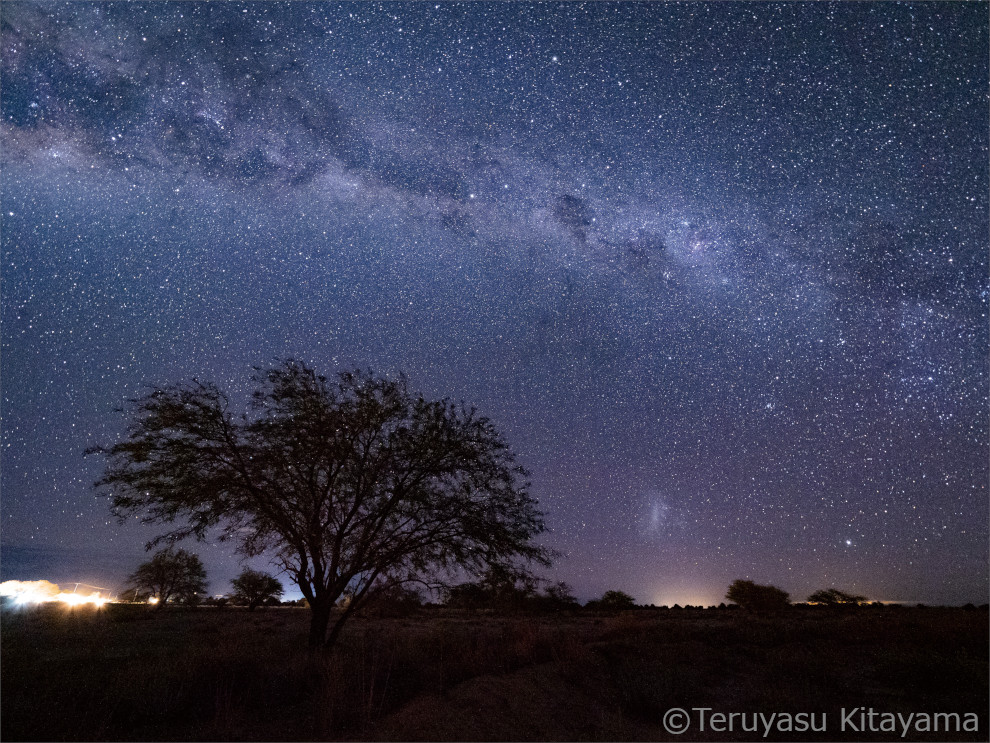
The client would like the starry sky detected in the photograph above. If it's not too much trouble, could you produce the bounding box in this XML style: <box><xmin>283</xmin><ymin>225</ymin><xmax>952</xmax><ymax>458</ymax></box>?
<box><xmin>2</xmin><ymin>2</ymin><xmax>987</xmax><ymax>606</ymax></box>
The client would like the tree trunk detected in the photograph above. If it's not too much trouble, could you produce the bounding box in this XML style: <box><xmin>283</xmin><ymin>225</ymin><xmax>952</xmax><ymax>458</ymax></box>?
<box><xmin>324</xmin><ymin>597</ymin><xmax>362</xmax><ymax>651</ymax></box>
<box><xmin>308</xmin><ymin>599</ymin><xmax>333</xmax><ymax>649</ymax></box>
<box><xmin>324</xmin><ymin>614</ymin><xmax>347</xmax><ymax>651</ymax></box>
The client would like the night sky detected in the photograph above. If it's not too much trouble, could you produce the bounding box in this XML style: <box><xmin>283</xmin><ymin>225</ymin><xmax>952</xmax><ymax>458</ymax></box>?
<box><xmin>2</xmin><ymin>2</ymin><xmax>987</xmax><ymax>606</ymax></box>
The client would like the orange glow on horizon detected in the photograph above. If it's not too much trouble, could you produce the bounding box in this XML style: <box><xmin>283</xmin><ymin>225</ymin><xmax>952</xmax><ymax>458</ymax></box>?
<box><xmin>0</xmin><ymin>580</ymin><xmax>110</xmax><ymax>607</ymax></box>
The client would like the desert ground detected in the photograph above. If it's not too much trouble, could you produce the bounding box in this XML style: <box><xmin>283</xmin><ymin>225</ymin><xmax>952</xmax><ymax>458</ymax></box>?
<box><xmin>2</xmin><ymin>603</ymin><xmax>986</xmax><ymax>741</ymax></box>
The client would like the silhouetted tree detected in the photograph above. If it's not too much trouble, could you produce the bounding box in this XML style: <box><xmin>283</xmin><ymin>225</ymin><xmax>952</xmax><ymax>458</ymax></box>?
<box><xmin>540</xmin><ymin>580</ymin><xmax>580</xmax><ymax>611</ymax></box>
<box><xmin>482</xmin><ymin>564</ymin><xmax>539</xmax><ymax>609</ymax></box>
<box><xmin>363</xmin><ymin>583</ymin><xmax>423</xmax><ymax>617</ymax></box>
<box><xmin>126</xmin><ymin>548</ymin><xmax>207</xmax><ymax>607</ymax></box>
<box><xmin>807</xmin><ymin>588</ymin><xmax>866</xmax><ymax>606</ymax></box>
<box><xmin>443</xmin><ymin>580</ymin><xmax>492</xmax><ymax>609</ymax></box>
<box><xmin>443</xmin><ymin>565</ymin><xmax>537</xmax><ymax>611</ymax></box>
<box><xmin>726</xmin><ymin>579</ymin><xmax>790</xmax><ymax>611</ymax></box>
<box><xmin>231</xmin><ymin>569</ymin><xmax>284</xmax><ymax>610</ymax></box>
<box><xmin>92</xmin><ymin>360</ymin><xmax>550</xmax><ymax>648</ymax></box>
<box><xmin>586</xmin><ymin>589</ymin><xmax>636</xmax><ymax>611</ymax></box>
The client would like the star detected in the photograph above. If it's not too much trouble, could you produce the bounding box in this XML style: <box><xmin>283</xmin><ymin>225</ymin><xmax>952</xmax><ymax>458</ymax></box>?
<box><xmin>0</xmin><ymin>0</ymin><xmax>985</xmax><ymax>607</ymax></box>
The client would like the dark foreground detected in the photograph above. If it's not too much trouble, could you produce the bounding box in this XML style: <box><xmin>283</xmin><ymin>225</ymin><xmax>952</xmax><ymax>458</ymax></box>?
<box><xmin>2</xmin><ymin>604</ymin><xmax>986</xmax><ymax>741</ymax></box>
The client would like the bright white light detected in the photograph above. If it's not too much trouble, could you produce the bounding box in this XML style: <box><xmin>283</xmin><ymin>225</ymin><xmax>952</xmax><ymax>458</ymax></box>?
<box><xmin>1</xmin><ymin>580</ymin><xmax>109</xmax><ymax>608</ymax></box>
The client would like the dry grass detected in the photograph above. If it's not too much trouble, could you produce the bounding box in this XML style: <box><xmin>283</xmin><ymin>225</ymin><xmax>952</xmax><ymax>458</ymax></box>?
<box><xmin>1</xmin><ymin>604</ymin><xmax>986</xmax><ymax>741</ymax></box>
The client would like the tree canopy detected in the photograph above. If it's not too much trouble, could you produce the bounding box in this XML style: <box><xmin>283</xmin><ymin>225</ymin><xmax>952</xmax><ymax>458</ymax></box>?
<box><xmin>585</xmin><ymin>589</ymin><xmax>636</xmax><ymax>611</ymax></box>
<box><xmin>93</xmin><ymin>360</ymin><xmax>550</xmax><ymax>647</ymax></box>
<box><xmin>541</xmin><ymin>581</ymin><xmax>580</xmax><ymax>611</ymax></box>
<box><xmin>443</xmin><ymin>571</ymin><xmax>578</xmax><ymax>613</ymax></box>
<box><xmin>807</xmin><ymin>588</ymin><xmax>866</xmax><ymax>606</ymax></box>
<box><xmin>443</xmin><ymin>565</ymin><xmax>538</xmax><ymax>611</ymax></box>
<box><xmin>231</xmin><ymin>569</ymin><xmax>284</xmax><ymax>610</ymax></box>
<box><xmin>126</xmin><ymin>547</ymin><xmax>207</xmax><ymax>607</ymax></box>
<box><xmin>725</xmin><ymin>579</ymin><xmax>790</xmax><ymax>611</ymax></box>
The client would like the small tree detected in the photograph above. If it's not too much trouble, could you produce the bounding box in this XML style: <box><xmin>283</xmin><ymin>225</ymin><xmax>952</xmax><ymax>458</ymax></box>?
<box><xmin>807</xmin><ymin>588</ymin><xmax>866</xmax><ymax>606</ymax></box>
<box><xmin>443</xmin><ymin>565</ymin><xmax>537</xmax><ymax>611</ymax></box>
<box><xmin>231</xmin><ymin>569</ymin><xmax>284</xmax><ymax>611</ymax></box>
<box><xmin>364</xmin><ymin>583</ymin><xmax>423</xmax><ymax>617</ymax></box>
<box><xmin>726</xmin><ymin>579</ymin><xmax>790</xmax><ymax>611</ymax></box>
<box><xmin>586</xmin><ymin>589</ymin><xmax>636</xmax><ymax>611</ymax></box>
<box><xmin>540</xmin><ymin>581</ymin><xmax>580</xmax><ymax>611</ymax></box>
<box><xmin>93</xmin><ymin>360</ymin><xmax>550</xmax><ymax>648</ymax></box>
<box><xmin>444</xmin><ymin>580</ymin><xmax>492</xmax><ymax>609</ymax></box>
<box><xmin>127</xmin><ymin>548</ymin><xmax>207</xmax><ymax>607</ymax></box>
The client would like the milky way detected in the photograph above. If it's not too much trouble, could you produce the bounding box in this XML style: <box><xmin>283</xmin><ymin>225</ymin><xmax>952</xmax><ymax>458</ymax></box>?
<box><xmin>2</xmin><ymin>2</ymin><xmax>986</xmax><ymax>604</ymax></box>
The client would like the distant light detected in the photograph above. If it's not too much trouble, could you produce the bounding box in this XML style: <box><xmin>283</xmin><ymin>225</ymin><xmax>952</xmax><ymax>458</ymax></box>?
<box><xmin>1</xmin><ymin>580</ymin><xmax>109</xmax><ymax>607</ymax></box>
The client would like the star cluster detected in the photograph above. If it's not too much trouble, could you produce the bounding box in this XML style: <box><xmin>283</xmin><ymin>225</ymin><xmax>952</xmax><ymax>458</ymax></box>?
<box><xmin>2</xmin><ymin>2</ymin><xmax>986</xmax><ymax>604</ymax></box>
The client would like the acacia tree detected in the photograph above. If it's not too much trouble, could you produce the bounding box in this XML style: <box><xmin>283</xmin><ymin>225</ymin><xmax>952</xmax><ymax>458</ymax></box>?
<box><xmin>726</xmin><ymin>579</ymin><xmax>790</xmax><ymax>611</ymax></box>
<box><xmin>585</xmin><ymin>589</ymin><xmax>636</xmax><ymax>611</ymax></box>
<box><xmin>93</xmin><ymin>360</ymin><xmax>550</xmax><ymax>648</ymax></box>
<box><xmin>807</xmin><ymin>588</ymin><xmax>866</xmax><ymax>606</ymax></box>
<box><xmin>127</xmin><ymin>547</ymin><xmax>207</xmax><ymax>607</ymax></box>
<box><xmin>443</xmin><ymin>565</ymin><xmax>538</xmax><ymax>610</ymax></box>
<box><xmin>541</xmin><ymin>581</ymin><xmax>580</xmax><ymax>610</ymax></box>
<box><xmin>231</xmin><ymin>569</ymin><xmax>284</xmax><ymax>610</ymax></box>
